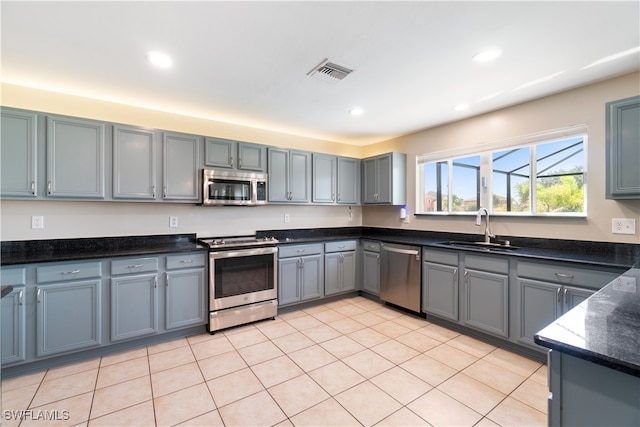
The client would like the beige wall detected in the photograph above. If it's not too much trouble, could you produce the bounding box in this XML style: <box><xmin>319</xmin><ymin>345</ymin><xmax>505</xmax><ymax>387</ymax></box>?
<box><xmin>1</xmin><ymin>73</ymin><xmax>639</xmax><ymax>243</ymax></box>
<box><xmin>362</xmin><ymin>72</ymin><xmax>640</xmax><ymax>244</ymax></box>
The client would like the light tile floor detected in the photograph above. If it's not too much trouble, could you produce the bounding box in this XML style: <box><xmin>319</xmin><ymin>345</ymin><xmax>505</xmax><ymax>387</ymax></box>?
<box><xmin>2</xmin><ymin>296</ymin><xmax>548</xmax><ymax>426</ymax></box>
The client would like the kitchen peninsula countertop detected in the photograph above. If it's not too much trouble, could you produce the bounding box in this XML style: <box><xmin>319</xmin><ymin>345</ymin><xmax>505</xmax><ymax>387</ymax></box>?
<box><xmin>535</xmin><ymin>268</ymin><xmax>640</xmax><ymax>378</ymax></box>
<box><xmin>0</xmin><ymin>233</ymin><xmax>206</xmax><ymax>266</ymax></box>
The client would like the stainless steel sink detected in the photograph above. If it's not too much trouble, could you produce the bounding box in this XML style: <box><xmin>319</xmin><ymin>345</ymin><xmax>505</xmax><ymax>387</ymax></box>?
<box><xmin>437</xmin><ymin>241</ymin><xmax>518</xmax><ymax>251</ymax></box>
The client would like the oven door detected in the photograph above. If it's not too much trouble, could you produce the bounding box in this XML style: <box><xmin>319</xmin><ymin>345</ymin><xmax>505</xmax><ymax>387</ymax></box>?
<box><xmin>209</xmin><ymin>246</ymin><xmax>277</xmax><ymax>310</ymax></box>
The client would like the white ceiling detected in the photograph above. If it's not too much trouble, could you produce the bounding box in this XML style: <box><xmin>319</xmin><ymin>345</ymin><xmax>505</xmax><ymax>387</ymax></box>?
<box><xmin>2</xmin><ymin>1</ymin><xmax>639</xmax><ymax>146</ymax></box>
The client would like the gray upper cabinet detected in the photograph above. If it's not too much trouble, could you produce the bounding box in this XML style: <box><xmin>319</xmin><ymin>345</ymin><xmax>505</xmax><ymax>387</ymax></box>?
<box><xmin>268</xmin><ymin>148</ymin><xmax>311</xmax><ymax>203</ymax></box>
<box><xmin>313</xmin><ymin>154</ymin><xmax>360</xmax><ymax>204</ymax></box>
<box><xmin>113</xmin><ymin>125</ymin><xmax>157</xmax><ymax>200</ymax></box>
<box><xmin>362</xmin><ymin>152</ymin><xmax>406</xmax><ymax>205</ymax></box>
<box><xmin>1</xmin><ymin>108</ymin><xmax>38</xmax><ymax>198</ymax></box>
<box><xmin>46</xmin><ymin>115</ymin><xmax>106</xmax><ymax>199</ymax></box>
<box><xmin>606</xmin><ymin>95</ymin><xmax>640</xmax><ymax>199</ymax></box>
<box><xmin>162</xmin><ymin>132</ymin><xmax>201</xmax><ymax>201</ymax></box>
<box><xmin>205</xmin><ymin>137</ymin><xmax>266</xmax><ymax>172</ymax></box>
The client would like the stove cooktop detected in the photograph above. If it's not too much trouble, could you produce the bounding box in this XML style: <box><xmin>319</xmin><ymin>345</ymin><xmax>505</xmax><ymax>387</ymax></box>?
<box><xmin>198</xmin><ymin>235</ymin><xmax>279</xmax><ymax>249</ymax></box>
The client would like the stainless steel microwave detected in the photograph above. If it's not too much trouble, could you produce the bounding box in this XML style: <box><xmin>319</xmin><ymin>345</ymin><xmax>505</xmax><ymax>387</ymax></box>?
<box><xmin>201</xmin><ymin>169</ymin><xmax>268</xmax><ymax>206</ymax></box>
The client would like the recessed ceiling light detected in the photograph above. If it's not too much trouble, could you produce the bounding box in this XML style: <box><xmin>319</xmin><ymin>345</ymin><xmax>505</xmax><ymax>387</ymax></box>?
<box><xmin>454</xmin><ymin>104</ymin><xmax>469</xmax><ymax>111</ymax></box>
<box><xmin>472</xmin><ymin>48</ymin><xmax>502</xmax><ymax>63</ymax></box>
<box><xmin>349</xmin><ymin>107</ymin><xmax>364</xmax><ymax>116</ymax></box>
<box><xmin>146</xmin><ymin>51</ymin><xmax>172</xmax><ymax>68</ymax></box>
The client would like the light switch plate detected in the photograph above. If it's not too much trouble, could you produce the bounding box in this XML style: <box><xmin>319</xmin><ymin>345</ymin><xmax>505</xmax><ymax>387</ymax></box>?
<box><xmin>169</xmin><ymin>216</ymin><xmax>178</xmax><ymax>228</ymax></box>
<box><xmin>612</xmin><ymin>218</ymin><xmax>636</xmax><ymax>234</ymax></box>
<box><xmin>31</xmin><ymin>216</ymin><xmax>44</xmax><ymax>229</ymax></box>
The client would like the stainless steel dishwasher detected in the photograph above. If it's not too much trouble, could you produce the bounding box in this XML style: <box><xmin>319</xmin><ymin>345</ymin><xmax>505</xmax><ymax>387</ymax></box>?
<box><xmin>380</xmin><ymin>242</ymin><xmax>421</xmax><ymax>312</ymax></box>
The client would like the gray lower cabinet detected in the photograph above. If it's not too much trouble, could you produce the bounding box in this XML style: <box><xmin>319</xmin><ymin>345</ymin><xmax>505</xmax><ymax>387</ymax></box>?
<box><xmin>606</xmin><ymin>95</ymin><xmax>640</xmax><ymax>199</ymax></box>
<box><xmin>422</xmin><ymin>249</ymin><xmax>459</xmax><ymax>321</ymax></box>
<box><xmin>516</xmin><ymin>260</ymin><xmax>622</xmax><ymax>350</ymax></box>
<box><xmin>548</xmin><ymin>350</ymin><xmax>640</xmax><ymax>426</ymax></box>
<box><xmin>324</xmin><ymin>241</ymin><xmax>356</xmax><ymax>296</ymax></box>
<box><xmin>0</xmin><ymin>108</ymin><xmax>38</xmax><ymax>198</ymax></box>
<box><xmin>268</xmin><ymin>148</ymin><xmax>311</xmax><ymax>203</ymax></box>
<box><xmin>165</xmin><ymin>253</ymin><xmax>207</xmax><ymax>330</ymax></box>
<box><xmin>113</xmin><ymin>125</ymin><xmax>157</xmax><ymax>200</ymax></box>
<box><xmin>46</xmin><ymin>115</ymin><xmax>106</xmax><ymax>199</ymax></box>
<box><xmin>362</xmin><ymin>152</ymin><xmax>406</xmax><ymax>205</ymax></box>
<box><xmin>1</xmin><ymin>286</ymin><xmax>26</xmax><ymax>365</ymax></box>
<box><xmin>110</xmin><ymin>257</ymin><xmax>160</xmax><ymax>341</ymax></box>
<box><xmin>278</xmin><ymin>244</ymin><xmax>323</xmax><ymax>306</ymax></box>
<box><xmin>36</xmin><ymin>280</ymin><xmax>102</xmax><ymax>357</ymax></box>
<box><xmin>362</xmin><ymin>240</ymin><xmax>381</xmax><ymax>295</ymax></box>
<box><xmin>162</xmin><ymin>132</ymin><xmax>201</xmax><ymax>201</ymax></box>
<box><xmin>462</xmin><ymin>254</ymin><xmax>509</xmax><ymax>338</ymax></box>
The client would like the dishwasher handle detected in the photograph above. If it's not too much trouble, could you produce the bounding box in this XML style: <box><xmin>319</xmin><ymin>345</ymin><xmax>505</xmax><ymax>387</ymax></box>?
<box><xmin>382</xmin><ymin>244</ymin><xmax>420</xmax><ymax>260</ymax></box>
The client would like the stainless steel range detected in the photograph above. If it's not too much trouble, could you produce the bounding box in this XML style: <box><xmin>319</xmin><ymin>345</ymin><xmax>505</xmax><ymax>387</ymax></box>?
<box><xmin>198</xmin><ymin>235</ymin><xmax>279</xmax><ymax>333</ymax></box>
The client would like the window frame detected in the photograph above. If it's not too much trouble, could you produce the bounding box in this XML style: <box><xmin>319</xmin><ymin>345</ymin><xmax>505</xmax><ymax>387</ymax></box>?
<box><xmin>416</xmin><ymin>125</ymin><xmax>588</xmax><ymax>217</ymax></box>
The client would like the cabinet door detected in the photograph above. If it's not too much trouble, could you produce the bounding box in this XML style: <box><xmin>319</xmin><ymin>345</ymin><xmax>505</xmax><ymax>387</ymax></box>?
<box><xmin>36</xmin><ymin>280</ymin><xmax>101</xmax><ymax>357</ymax></box>
<box><xmin>362</xmin><ymin>251</ymin><xmax>380</xmax><ymax>295</ymax></box>
<box><xmin>47</xmin><ymin>116</ymin><xmax>105</xmax><ymax>198</ymax></box>
<box><xmin>517</xmin><ymin>278</ymin><xmax>561</xmax><ymax>347</ymax></box>
<box><xmin>111</xmin><ymin>274</ymin><xmax>158</xmax><ymax>341</ymax></box>
<box><xmin>422</xmin><ymin>262</ymin><xmax>458</xmax><ymax>321</ymax></box>
<box><xmin>278</xmin><ymin>258</ymin><xmax>301</xmax><ymax>305</ymax></box>
<box><xmin>1</xmin><ymin>109</ymin><xmax>38</xmax><ymax>198</ymax></box>
<box><xmin>205</xmin><ymin>137</ymin><xmax>234</xmax><ymax>168</ymax></box>
<box><xmin>362</xmin><ymin>157</ymin><xmax>378</xmax><ymax>203</ymax></box>
<box><xmin>313</xmin><ymin>154</ymin><xmax>336</xmax><ymax>203</ymax></box>
<box><xmin>464</xmin><ymin>269</ymin><xmax>509</xmax><ymax>338</ymax></box>
<box><xmin>165</xmin><ymin>268</ymin><xmax>206</xmax><ymax>330</ymax></box>
<box><xmin>341</xmin><ymin>251</ymin><xmax>356</xmax><ymax>292</ymax></box>
<box><xmin>1</xmin><ymin>286</ymin><xmax>26</xmax><ymax>364</ymax></box>
<box><xmin>163</xmin><ymin>132</ymin><xmax>201</xmax><ymax>201</ymax></box>
<box><xmin>376</xmin><ymin>154</ymin><xmax>392</xmax><ymax>204</ymax></box>
<box><xmin>268</xmin><ymin>148</ymin><xmax>289</xmax><ymax>202</ymax></box>
<box><xmin>113</xmin><ymin>125</ymin><xmax>157</xmax><ymax>199</ymax></box>
<box><xmin>289</xmin><ymin>150</ymin><xmax>311</xmax><ymax>203</ymax></box>
<box><xmin>301</xmin><ymin>254</ymin><xmax>323</xmax><ymax>301</ymax></box>
<box><xmin>324</xmin><ymin>252</ymin><xmax>341</xmax><ymax>295</ymax></box>
<box><xmin>337</xmin><ymin>157</ymin><xmax>360</xmax><ymax>204</ymax></box>
<box><xmin>606</xmin><ymin>95</ymin><xmax>640</xmax><ymax>199</ymax></box>
<box><xmin>238</xmin><ymin>142</ymin><xmax>266</xmax><ymax>171</ymax></box>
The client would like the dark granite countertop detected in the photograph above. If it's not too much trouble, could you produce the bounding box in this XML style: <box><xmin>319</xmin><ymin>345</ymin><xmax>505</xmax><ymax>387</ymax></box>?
<box><xmin>1</xmin><ymin>234</ymin><xmax>207</xmax><ymax>266</ymax></box>
<box><xmin>535</xmin><ymin>268</ymin><xmax>640</xmax><ymax>377</ymax></box>
<box><xmin>259</xmin><ymin>227</ymin><xmax>640</xmax><ymax>270</ymax></box>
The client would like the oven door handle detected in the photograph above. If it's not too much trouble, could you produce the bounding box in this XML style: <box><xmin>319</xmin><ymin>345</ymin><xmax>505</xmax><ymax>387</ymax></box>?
<box><xmin>209</xmin><ymin>246</ymin><xmax>277</xmax><ymax>259</ymax></box>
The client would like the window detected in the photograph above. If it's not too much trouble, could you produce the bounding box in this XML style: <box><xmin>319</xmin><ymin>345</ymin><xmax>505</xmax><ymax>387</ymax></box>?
<box><xmin>417</xmin><ymin>128</ymin><xmax>586</xmax><ymax>216</ymax></box>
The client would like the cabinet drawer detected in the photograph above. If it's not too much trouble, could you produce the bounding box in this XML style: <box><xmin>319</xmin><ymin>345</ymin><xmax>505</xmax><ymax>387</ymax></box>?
<box><xmin>517</xmin><ymin>261</ymin><xmax>621</xmax><ymax>290</ymax></box>
<box><xmin>37</xmin><ymin>261</ymin><xmax>102</xmax><ymax>283</ymax></box>
<box><xmin>166</xmin><ymin>253</ymin><xmax>206</xmax><ymax>270</ymax></box>
<box><xmin>465</xmin><ymin>254</ymin><xmax>509</xmax><ymax>274</ymax></box>
<box><xmin>325</xmin><ymin>240</ymin><xmax>357</xmax><ymax>253</ymax></box>
<box><xmin>279</xmin><ymin>244</ymin><xmax>323</xmax><ymax>258</ymax></box>
<box><xmin>1</xmin><ymin>267</ymin><xmax>26</xmax><ymax>286</ymax></box>
<box><xmin>111</xmin><ymin>257</ymin><xmax>158</xmax><ymax>275</ymax></box>
<box><xmin>362</xmin><ymin>240</ymin><xmax>381</xmax><ymax>253</ymax></box>
<box><xmin>423</xmin><ymin>248</ymin><xmax>458</xmax><ymax>266</ymax></box>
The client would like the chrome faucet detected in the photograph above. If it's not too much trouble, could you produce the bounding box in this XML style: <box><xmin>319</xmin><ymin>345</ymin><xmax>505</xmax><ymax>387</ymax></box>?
<box><xmin>475</xmin><ymin>207</ymin><xmax>495</xmax><ymax>243</ymax></box>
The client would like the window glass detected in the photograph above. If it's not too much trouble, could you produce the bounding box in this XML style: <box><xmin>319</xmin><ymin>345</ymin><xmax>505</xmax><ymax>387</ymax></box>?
<box><xmin>535</xmin><ymin>138</ymin><xmax>584</xmax><ymax>213</ymax></box>
<box><xmin>492</xmin><ymin>147</ymin><xmax>530</xmax><ymax>212</ymax></box>
<box><xmin>422</xmin><ymin>161</ymin><xmax>448</xmax><ymax>212</ymax></box>
<box><xmin>451</xmin><ymin>155</ymin><xmax>480</xmax><ymax>212</ymax></box>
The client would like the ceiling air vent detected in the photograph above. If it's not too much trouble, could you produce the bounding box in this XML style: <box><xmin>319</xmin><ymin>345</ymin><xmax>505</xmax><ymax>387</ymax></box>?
<box><xmin>308</xmin><ymin>59</ymin><xmax>354</xmax><ymax>83</ymax></box>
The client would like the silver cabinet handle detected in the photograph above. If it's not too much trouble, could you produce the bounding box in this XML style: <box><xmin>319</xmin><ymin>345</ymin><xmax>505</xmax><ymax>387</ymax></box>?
<box><xmin>47</xmin><ymin>181</ymin><xmax>52</xmax><ymax>194</ymax></box>
<box><xmin>453</xmin><ymin>268</ymin><xmax>458</xmax><ymax>285</ymax></box>
<box><xmin>230</xmin><ymin>156</ymin><xmax>234</xmax><ymax>168</ymax></box>
<box><xmin>238</xmin><ymin>158</ymin><xmax>243</xmax><ymax>168</ymax></box>
<box><xmin>152</xmin><ymin>185</ymin><xmax>156</xmax><ymax>198</ymax></box>
<box><xmin>37</xmin><ymin>288</ymin><xmax>41</xmax><ymax>303</ymax></box>
<box><xmin>300</xmin><ymin>257</ymin><xmax>305</xmax><ymax>268</ymax></box>
<box><xmin>165</xmin><ymin>272</ymin><xmax>169</xmax><ymax>286</ymax></box>
<box><xmin>556</xmin><ymin>287</ymin><xmax>561</xmax><ymax>302</ymax></box>
<box><xmin>163</xmin><ymin>186</ymin><xmax>168</xmax><ymax>198</ymax></box>
<box><xmin>332</xmin><ymin>193</ymin><xmax>335</xmax><ymax>201</ymax></box>
<box><xmin>338</xmin><ymin>245</ymin><xmax>346</xmax><ymax>249</ymax></box>
<box><xmin>296</xmin><ymin>249</ymin><xmax>306</xmax><ymax>253</ymax></box>
<box><xmin>179</xmin><ymin>259</ymin><xmax>193</xmax><ymax>264</ymax></box>
<box><xmin>337</xmin><ymin>194</ymin><xmax>341</xmax><ymax>202</ymax></box>
<box><xmin>128</xmin><ymin>264</ymin><xmax>143</xmax><ymax>269</ymax></box>
<box><xmin>31</xmin><ymin>181</ymin><xmax>36</xmax><ymax>195</ymax></box>
<box><xmin>376</xmin><ymin>254</ymin><xmax>380</xmax><ymax>264</ymax></box>
<box><xmin>18</xmin><ymin>290</ymin><xmax>24</xmax><ymax>305</ymax></box>
<box><xmin>62</xmin><ymin>270</ymin><xmax>80</xmax><ymax>275</ymax></box>
<box><xmin>555</xmin><ymin>272</ymin><xmax>574</xmax><ymax>279</ymax></box>
<box><xmin>464</xmin><ymin>270</ymin><xmax>469</xmax><ymax>284</ymax></box>
<box><xmin>563</xmin><ymin>288</ymin><xmax>568</xmax><ymax>305</ymax></box>
<box><xmin>154</xmin><ymin>277</ymin><xmax>158</xmax><ymax>288</ymax></box>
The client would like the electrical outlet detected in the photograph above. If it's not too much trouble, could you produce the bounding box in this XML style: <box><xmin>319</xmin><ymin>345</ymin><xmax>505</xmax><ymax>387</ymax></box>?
<box><xmin>31</xmin><ymin>216</ymin><xmax>44</xmax><ymax>229</ymax></box>
<box><xmin>612</xmin><ymin>275</ymin><xmax>637</xmax><ymax>293</ymax></box>
<box><xmin>284</xmin><ymin>213</ymin><xmax>290</xmax><ymax>223</ymax></box>
<box><xmin>169</xmin><ymin>216</ymin><xmax>178</xmax><ymax>228</ymax></box>
<box><xmin>612</xmin><ymin>218</ymin><xmax>636</xmax><ymax>235</ymax></box>
<box><xmin>348</xmin><ymin>211</ymin><xmax>353</xmax><ymax>222</ymax></box>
